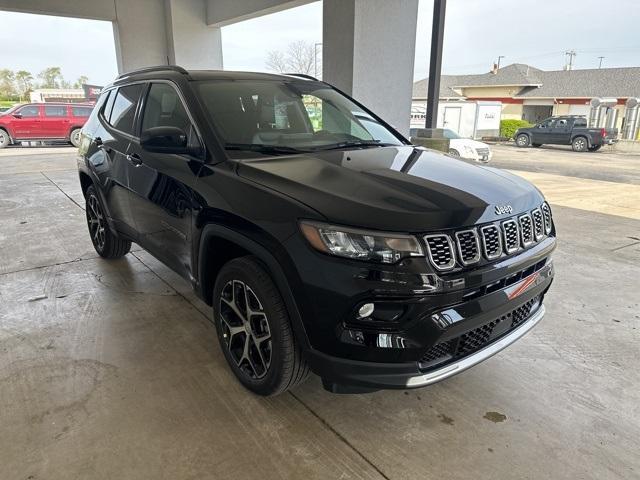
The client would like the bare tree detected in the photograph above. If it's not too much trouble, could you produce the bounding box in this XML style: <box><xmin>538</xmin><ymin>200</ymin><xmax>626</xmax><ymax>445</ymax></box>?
<box><xmin>15</xmin><ymin>71</ymin><xmax>33</xmax><ymax>101</ymax></box>
<box><xmin>265</xmin><ymin>41</ymin><xmax>318</xmax><ymax>75</ymax></box>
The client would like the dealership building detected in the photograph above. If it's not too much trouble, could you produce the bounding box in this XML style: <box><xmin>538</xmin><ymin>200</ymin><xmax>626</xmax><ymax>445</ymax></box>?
<box><xmin>413</xmin><ymin>63</ymin><xmax>640</xmax><ymax>129</ymax></box>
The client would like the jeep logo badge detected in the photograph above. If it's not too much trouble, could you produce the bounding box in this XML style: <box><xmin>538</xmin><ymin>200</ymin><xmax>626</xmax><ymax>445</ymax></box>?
<box><xmin>495</xmin><ymin>204</ymin><xmax>513</xmax><ymax>215</ymax></box>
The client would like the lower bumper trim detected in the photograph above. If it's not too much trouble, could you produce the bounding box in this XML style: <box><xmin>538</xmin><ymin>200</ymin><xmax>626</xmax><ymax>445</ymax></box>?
<box><xmin>405</xmin><ymin>304</ymin><xmax>545</xmax><ymax>387</ymax></box>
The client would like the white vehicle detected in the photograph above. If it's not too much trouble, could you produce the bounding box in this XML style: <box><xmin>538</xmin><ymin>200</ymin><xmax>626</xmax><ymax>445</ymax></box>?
<box><xmin>442</xmin><ymin>128</ymin><xmax>492</xmax><ymax>163</ymax></box>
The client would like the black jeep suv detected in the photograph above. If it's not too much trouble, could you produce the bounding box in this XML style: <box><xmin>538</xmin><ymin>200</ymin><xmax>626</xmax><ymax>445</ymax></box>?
<box><xmin>77</xmin><ymin>66</ymin><xmax>555</xmax><ymax>395</ymax></box>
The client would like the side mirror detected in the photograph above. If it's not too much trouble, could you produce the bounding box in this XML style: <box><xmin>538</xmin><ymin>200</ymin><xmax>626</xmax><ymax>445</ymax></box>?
<box><xmin>140</xmin><ymin>126</ymin><xmax>188</xmax><ymax>154</ymax></box>
<box><xmin>12</xmin><ymin>113</ymin><xmax>22</xmax><ymax>119</ymax></box>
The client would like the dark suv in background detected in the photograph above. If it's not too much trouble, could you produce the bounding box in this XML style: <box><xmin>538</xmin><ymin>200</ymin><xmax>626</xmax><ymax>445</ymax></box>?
<box><xmin>78</xmin><ymin>66</ymin><xmax>556</xmax><ymax>395</ymax></box>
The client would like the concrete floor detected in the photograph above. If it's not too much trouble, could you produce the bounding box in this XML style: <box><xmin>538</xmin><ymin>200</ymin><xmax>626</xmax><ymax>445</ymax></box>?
<box><xmin>1</xmin><ymin>146</ymin><xmax>639</xmax><ymax>480</ymax></box>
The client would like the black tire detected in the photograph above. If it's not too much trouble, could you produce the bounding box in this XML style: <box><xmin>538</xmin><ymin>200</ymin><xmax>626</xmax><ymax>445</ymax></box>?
<box><xmin>0</xmin><ymin>129</ymin><xmax>10</xmax><ymax>149</ymax></box>
<box><xmin>85</xmin><ymin>185</ymin><xmax>131</xmax><ymax>258</ymax></box>
<box><xmin>70</xmin><ymin>128</ymin><xmax>82</xmax><ymax>148</ymax></box>
<box><xmin>448</xmin><ymin>148</ymin><xmax>460</xmax><ymax>157</ymax></box>
<box><xmin>572</xmin><ymin>136</ymin><xmax>588</xmax><ymax>152</ymax></box>
<box><xmin>516</xmin><ymin>134</ymin><xmax>530</xmax><ymax>147</ymax></box>
<box><xmin>532</xmin><ymin>143</ymin><xmax>542</xmax><ymax>148</ymax></box>
<box><xmin>213</xmin><ymin>256</ymin><xmax>309</xmax><ymax>396</ymax></box>
<box><xmin>588</xmin><ymin>145</ymin><xmax>602</xmax><ymax>152</ymax></box>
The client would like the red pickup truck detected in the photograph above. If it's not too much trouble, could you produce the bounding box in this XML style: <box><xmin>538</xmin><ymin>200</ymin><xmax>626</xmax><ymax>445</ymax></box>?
<box><xmin>0</xmin><ymin>102</ymin><xmax>94</xmax><ymax>149</ymax></box>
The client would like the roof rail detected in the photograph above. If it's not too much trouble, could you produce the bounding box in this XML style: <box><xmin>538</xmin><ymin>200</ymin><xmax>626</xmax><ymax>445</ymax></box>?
<box><xmin>116</xmin><ymin>65</ymin><xmax>189</xmax><ymax>80</ymax></box>
<box><xmin>284</xmin><ymin>73</ymin><xmax>319</xmax><ymax>81</ymax></box>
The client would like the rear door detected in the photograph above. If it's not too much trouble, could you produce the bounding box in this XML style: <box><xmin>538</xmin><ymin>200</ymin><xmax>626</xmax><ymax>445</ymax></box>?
<box><xmin>92</xmin><ymin>83</ymin><xmax>145</xmax><ymax>235</ymax></box>
<box><xmin>126</xmin><ymin>81</ymin><xmax>203</xmax><ymax>279</ymax></box>
<box><xmin>550</xmin><ymin>118</ymin><xmax>571</xmax><ymax>144</ymax></box>
<box><xmin>12</xmin><ymin>105</ymin><xmax>42</xmax><ymax>139</ymax></box>
<box><xmin>41</xmin><ymin>105</ymin><xmax>70</xmax><ymax>138</ymax></box>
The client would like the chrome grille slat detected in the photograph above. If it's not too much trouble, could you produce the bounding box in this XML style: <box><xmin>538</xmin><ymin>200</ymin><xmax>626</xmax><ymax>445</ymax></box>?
<box><xmin>502</xmin><ymin>219</ymin><xmax>520</xmax><ymax>254</ymax></box>
<box><xmin>518</xmin><ymin>214</ymin><xmax>534</xmax><ymax>247</ymax></box>
<box><xmin>480</xmin><ymin>225</ymin><xmax>502</xmax><ymax>260</ymax></box>
<box><xmin>424</xmin><ymin>234</ymin><xmax>456</xmax><ymax>270</ymax></box>
<box><xmin>531</xmin><ymin>208</ymin><xmax>544</xmax><ymax>240</ymax></box>
<box><xmin>455</xmin><ymin>229</ymin><xmax>481</xmax><ymax>265</ymax></box>
<box><xmin>541</xmin><ymin>202</ymin><xmax>552</xmax><ymax>234</ymax></box>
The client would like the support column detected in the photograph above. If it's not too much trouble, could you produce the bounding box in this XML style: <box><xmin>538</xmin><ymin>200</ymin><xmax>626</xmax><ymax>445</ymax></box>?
<box><xmin>113</xmin><ymin>0</ymin><xmax>223</xmax><ymax>74</ymax></box>
<box><xmin>323</xmin><ymin>0</ymin><xmax>419</xmax><ymax>135</ymax></box>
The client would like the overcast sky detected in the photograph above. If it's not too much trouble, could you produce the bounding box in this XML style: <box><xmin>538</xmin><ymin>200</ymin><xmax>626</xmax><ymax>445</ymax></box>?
<box><xmin>0</xmin><ymin>0</ymin><xmax>639</xmax><ymax>87</ymax></box>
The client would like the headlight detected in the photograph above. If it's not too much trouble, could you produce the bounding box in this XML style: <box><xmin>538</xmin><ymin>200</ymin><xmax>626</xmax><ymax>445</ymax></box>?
<box><xmin>299</xmin><ymin>221</ymin><xmax>424</xmax><ymax>264</ymax></box>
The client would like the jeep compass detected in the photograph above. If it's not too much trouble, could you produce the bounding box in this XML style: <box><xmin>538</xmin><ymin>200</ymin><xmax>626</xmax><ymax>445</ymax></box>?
<box><xmin>77</xmin><ymin>66</ymin><xmax>555</xmax><ymax>395</ymax></box>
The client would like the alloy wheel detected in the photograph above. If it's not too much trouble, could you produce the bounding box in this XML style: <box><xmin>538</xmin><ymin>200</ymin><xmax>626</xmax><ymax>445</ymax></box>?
<box><xmin>219</xmin><ymin>280</ymin><xmax>272</xmax><ymax>379</ymax></box>
<box><xmin>87</xmin><ymin>194</ymin><xmax>106</xmax><ymax>251</ymax></box>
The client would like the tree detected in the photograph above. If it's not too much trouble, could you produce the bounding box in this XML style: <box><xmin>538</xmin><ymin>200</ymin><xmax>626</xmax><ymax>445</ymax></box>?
<box><xmin>0</xmin><ymin>69</ymin><xmax>16</xmax><ymax>99</ymax></box>
<box><xmin>15</xmin><ymin>71</ymin><xmax>33</xmax><ymax>100</ymax></box>
<box><xmin>265</xmin><ymin>41</ymin><xmax>318</xmax><ymax>76</ymax></box>
<box><xmin>74</xmin><ymin>75</ymin><xmax>89</xmax><ymax>88</ymax></box>
<box><xmin>38</xmin><ymin>67</ymin><xmax>63</xmax><ymax>88</ymax></box>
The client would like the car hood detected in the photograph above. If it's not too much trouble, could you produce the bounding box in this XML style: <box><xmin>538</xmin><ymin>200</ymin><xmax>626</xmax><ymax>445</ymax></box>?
<box><xmin>236</xmin><ymin>146</ymin><xmax>544</xmax><ymax>232</ymax></box>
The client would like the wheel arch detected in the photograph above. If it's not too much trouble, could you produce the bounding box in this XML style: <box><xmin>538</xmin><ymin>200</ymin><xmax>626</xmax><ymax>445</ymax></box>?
<box><xmin>79</xmin><ymin>170</ymin><xmax>93</xmax><ymax>196</ymax></box>
<box><xmin>571</xmin><ymin>134</ymin><xmax>591</xmax><ymax>147</ymax></box>
<box><xmin>197</xmin><ymin>224</ymin><xmax>311</xmax><ymax>351</ymax></box>
<box><xmin>0</xmin><ymin>126</ymin><xmax>14</xmax><ymax>143</ymax></box>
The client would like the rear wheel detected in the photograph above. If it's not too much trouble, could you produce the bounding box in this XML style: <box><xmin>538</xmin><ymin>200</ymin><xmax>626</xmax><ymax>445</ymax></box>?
<box><xmin>85</xmin><ymin>185</ymin><xmax>131</xmax><ymax>258</ymax></box>
<box><xmin>213</xmin><ymin>256</ymin><xmax>309</xmax><ymax>396</ymax></box>
<box><xmin>0</xmin><ymin>129</ymin><xmax>10</xmax><ymax>149</ymax></box>
<box><xmin>588</xmin><ymin>145</ymin><xmax>602</xmax><ymax>152</ymax></box>
<box><xmin>448</xmin><ymin>148</ymin><xmax>460</xmax><ymax>157</ymax></box>
<box><xmin>572</xmin><ymin>136</ymin><xmax>588</xmax><ymax>152</ymax></box>
<box><xmin>70</xmin><ymin>128</ymin><xmax>82</xmax><ymax>148</ymax></box>
<box><xmin>516</xmin><ymin>134</ymin><xmax>530</xmax><ymax>147</ymax></box>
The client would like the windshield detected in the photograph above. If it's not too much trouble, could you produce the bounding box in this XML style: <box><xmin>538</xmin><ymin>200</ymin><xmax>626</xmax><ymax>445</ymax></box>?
<box><xmin>195</xmin><ymin>79</ymin><xmax>403</xmax><ymax>153</ymax></box>
<box><xmin>442</xmin><ymin>129</ymin><xmax>461</xmax><ymax>139</ymax></box>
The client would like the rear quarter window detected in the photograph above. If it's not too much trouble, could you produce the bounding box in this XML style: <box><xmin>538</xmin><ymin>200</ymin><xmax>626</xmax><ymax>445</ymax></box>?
<box><xmin>72</xmin><ymin>106</ymin><xmax>93</xmax><ymax>117</ymax></box>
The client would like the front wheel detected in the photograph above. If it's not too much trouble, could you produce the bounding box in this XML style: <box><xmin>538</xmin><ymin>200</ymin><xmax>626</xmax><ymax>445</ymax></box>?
<box><xmin>70</xmin><ymin>128</ymin><xmax>82</xmax><ymax>148</ymax></box>
<box><xmin>0</xmin><ymin>129</ymin><xmax>10</xmax><ymax>149</ymax></box>
<box><xmin>588</xmin><ymin>145</ymin><xmax>602</xmax><ymax>152</ymax></box>
<box><xmin>85</xmin><ymin>185</ymin><xmax>131</xmax><ymax>258</ymax></box>
<box><xmin>448</xmin><ymin>148</ymin><xmax>460</xmax><ymax>157</ymax></box>
<box><xmin>572</xmin><ymin>136</ymin><xmax>588</xmax><ymax>152</ymax></box>
<box><xmin>516</xmin><ymin>134</ymin><xmax>530</xmax><ymax>147</ymax></box>
<box><xmin>213</xmin><ymin>256</ymin><xmax>309</xmax><ymax>396</ymax></box>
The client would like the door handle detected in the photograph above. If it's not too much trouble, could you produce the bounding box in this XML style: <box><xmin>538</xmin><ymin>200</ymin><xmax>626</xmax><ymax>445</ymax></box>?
<box><xmin>95</xmin><ymin>137</ymin><xmax>111</xmax><ymax>153</ymax></box>
<box><xmin>127</xmin><ymin>153</ymin><xmax>143</xmax><ymax>166</ymax></box>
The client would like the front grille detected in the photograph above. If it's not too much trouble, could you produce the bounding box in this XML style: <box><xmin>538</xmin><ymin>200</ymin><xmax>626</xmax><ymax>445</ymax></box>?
<box><xmin>541</xmin><ymin>202</ymin><xmax>553</xmax><ymax>234</ymax></box>
<box><xmin>419</xmin><ymin>295</ymin><xmax>542</xmax><ymax>368</ymax></box>
<box><xmin>425</xmin><ymin>234</ymin><xmax>455</xmax><ymax>270</ymax></box>
<box><xmin>519</xmin><ymin>214</ymin><xmax>534</xmax><ymax>247</ymax></box>
<box><xmin>531</xmin><ymin>208</ymin><xmax>544</xmax><ymax>240</ymax></box>
<box><xmin>422</xmin><ymin>202</ymin><xmax>552</xmax><ymax>271</ymax></box>
<box><xmin>455</xmin><ymin>229</ymin><xmax>481</xmax><ymax>265</ymax></box>
<box><xmin>502</xmin><ymin>219</ymin><xmax>520</xmax><ymax>254</ymax></box>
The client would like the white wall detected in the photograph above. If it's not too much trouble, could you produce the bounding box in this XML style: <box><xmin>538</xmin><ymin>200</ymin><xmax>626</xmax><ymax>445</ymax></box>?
<box><xmin>205</xmin><ymin>0</ymin><xmax>315</xmax><ymax>27</ymax></box>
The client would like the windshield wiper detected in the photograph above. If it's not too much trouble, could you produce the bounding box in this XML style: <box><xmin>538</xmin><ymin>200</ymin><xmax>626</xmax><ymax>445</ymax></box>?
<box><xmin>315</xmin><ymin>140</ymin><xmax>395</xmax><ymax>151</ymax></box>
<box><xmin>225</xmin><ymin>143</ymin><xmax>308</xmax><ymax>155</ymax></box>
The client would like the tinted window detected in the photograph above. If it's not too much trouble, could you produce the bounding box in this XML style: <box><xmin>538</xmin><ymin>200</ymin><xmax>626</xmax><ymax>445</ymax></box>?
<box><xmin>102</xmin><ymin>90</ymin><xmax>115</xmax><ymax>120</ymax></box>
<box><xmin>574</xmin><ymin>118</ymin><xmax>587</xmax><ymax>127</ymax></box>
<box><xmin>108</xmin><ymin>84</ymin><xmax>143</xmax><ymax>135</ymax></box>
<box><xmin>72</xmin><ymin>106</ymin><xmax>92</xmax><ymax>117</ymax></box>
<box><xmin>44</xmin><ymin>105</ymin><xmax>67</xmax><ymax>117</ymax></box>
<box><xmin>142</xmin><ymin>83</ymin><xmax>190</xmax><ymax>132</ymax></box>
<box><xmin>17</xmin><ymin>105</ymin><xmax>40</xmax><ymax>117</ymax></box>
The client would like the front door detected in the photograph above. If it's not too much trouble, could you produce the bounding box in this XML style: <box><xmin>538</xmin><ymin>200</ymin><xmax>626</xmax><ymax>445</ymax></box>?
<box><xmin>531</xmin><ymin>118</ymin><xmax>556</xmax><ymax>144</ymax></box>
<box><xmin>12</xmin><ymin>105</ymin><xmax>42</xmax><ymax>138</ymax></box>
<box><xmin>41</xmin><ymin>105</ymin><xmax>70</xmax><ymax>138</ymax></box>
<box><xmin>443</xmin><ymin>107</ymin><xmax>461</xmax><ymax>133</ymax></box>
<box><xmin>127</xmin><ymin>82</ymin><xmax>202</xmax><ymax>279</ymax></box>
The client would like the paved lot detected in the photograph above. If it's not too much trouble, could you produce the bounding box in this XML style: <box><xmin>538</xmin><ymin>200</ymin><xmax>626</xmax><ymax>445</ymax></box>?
<box><xmin>1</xmin><ymin>146</ymin><xmax>639</xmax><ymax>479</ymax></box>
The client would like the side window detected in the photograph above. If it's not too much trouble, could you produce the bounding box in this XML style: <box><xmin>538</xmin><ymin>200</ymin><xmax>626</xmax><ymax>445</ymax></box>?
<box><xmin>72</xmin><ymin>106</ymin><xmax>93</xmax><ymax>117</ymax></box>
<box><xmin>555</xmin><ymin>119</ymin><xmax>567</xmax><ymax>128</ymax></box>
<box><xmin>17</xmin><ymin>105</ymin><xmax>40</xmax><ymax>117</ymax></box>
<box><xmin>141</xmin><ymin>83</ymin><xmax>191</xmax><ymax>132</ymax></box>
<box><xmin>108</xmin><ymin>84</ymin><xmax>144</xmax><ymax>135</ymax></box>
<box><xmin>44</xmin><ymin>105</ymin><xmax>67</xmax><ymax>117</ymax></box>
<box><xmin>574</xmin><ymin>118</ymin><xmax>587</xmax><ymax>127</ymax></box>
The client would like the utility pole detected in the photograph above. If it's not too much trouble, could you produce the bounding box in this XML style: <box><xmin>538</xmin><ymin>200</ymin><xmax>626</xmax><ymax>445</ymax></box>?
<box><xmin>598</xmin><ymin>56</ymin><xmax>605</xmax><ymax>69</ymax></box>
<box><xmin>314</xmin><ymin>42</ymin><xmax>322</xmax><ymax>79</ymax></box>
<box><xmin>425</xmin><ymin>0</ymin><xmax>447</xmax><ymax>129</ymax></box>
<box><xmin>497</xmin><ymin>55</ymin><xmax>505</xmax><ymax>70</ymax></box>
<box><xmin>565</xmin><ymin>50</ymin><xmax>576</xmax><ymax>70</ymax></box>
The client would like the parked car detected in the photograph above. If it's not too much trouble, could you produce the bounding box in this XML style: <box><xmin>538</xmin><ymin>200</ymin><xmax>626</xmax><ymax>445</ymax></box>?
<box><xmin>514</xmin><ymin>115</ymin><xmax>617</xmax><ymax>152</ymax></box>
<box><xmin>441</xmin><ymin>128</ymin><xmax>493</xmax><ymax>162</ymax></box>
<box><xmin>0</xmin><ymin>102</ymin><xmax>94</xmax><ymax>148</ymax></box>
<box><xmin>78</xmin><ymin>66</ymin><xmax>556</xmax><ymax>395</ymax></box>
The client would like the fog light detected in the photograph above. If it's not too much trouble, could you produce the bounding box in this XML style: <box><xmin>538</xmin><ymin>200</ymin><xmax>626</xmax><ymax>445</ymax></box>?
<box><xmin>358</xmin><ymin>303</ymin><xmax>375</xmax><ymax>318</ymax></box>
